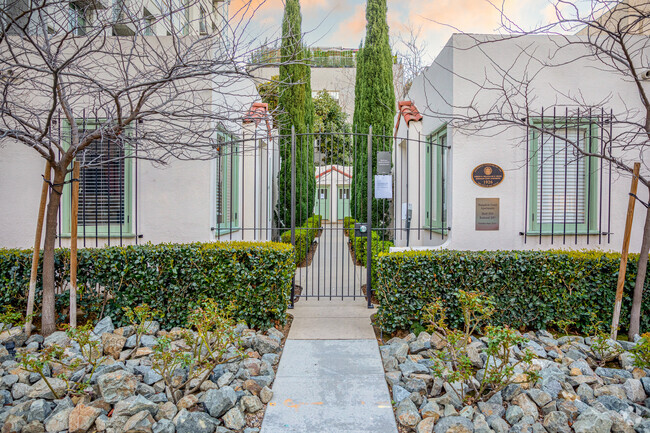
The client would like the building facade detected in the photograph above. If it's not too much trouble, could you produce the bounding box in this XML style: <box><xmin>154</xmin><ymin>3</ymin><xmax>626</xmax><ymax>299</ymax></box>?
<box><xmin>393</xmin><ymin>33</ymin><xmax>649</xmax><ymax>252</ymax></box>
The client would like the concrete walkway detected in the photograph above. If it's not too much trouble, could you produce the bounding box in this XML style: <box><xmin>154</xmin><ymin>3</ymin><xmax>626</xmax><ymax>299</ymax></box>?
<box><xmin>260</xmin><ymin>227</ymin><xmax>398</xmax><ymax>433</ymax></box>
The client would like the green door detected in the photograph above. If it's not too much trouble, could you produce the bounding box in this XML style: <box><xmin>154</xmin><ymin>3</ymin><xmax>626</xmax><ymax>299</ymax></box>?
<box><xmin>314</xmin><ymin>186</ymin><xmax>330</xmax><ymax>220</ymax></box>
<box><xmin>337</xmin><ymin>186</ymin><xmax>350</xmax><ymax>220</ymax></box>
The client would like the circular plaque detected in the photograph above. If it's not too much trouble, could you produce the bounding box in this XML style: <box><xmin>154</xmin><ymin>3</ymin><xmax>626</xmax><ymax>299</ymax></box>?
<box><xmin>472</xmin><ymin>163</ymin><xmax>504</xmax><ymax>188</ymax></box>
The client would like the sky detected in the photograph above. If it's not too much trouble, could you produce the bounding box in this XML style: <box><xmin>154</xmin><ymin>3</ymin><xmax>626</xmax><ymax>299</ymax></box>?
<box><xmin>228</xmin><ymin>0</ymin><xmax>592</xmax><ymax>64</ymax></box>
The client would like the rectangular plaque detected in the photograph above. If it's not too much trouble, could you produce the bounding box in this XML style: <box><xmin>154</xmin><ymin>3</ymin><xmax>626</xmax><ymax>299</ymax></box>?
<box><xmin>374</xmin><ymin>175</ymin><xmax>392</xmax><ymax>199</ymax></box>
<box><xmin>377</xmin><ymin>151</ymin><xmax>392</xmax><ymax>175</ymax></box>
<box><xmin>476</xmin><ymin>198</ymin><xmax>499</xmax><ymax>230</ymax></box>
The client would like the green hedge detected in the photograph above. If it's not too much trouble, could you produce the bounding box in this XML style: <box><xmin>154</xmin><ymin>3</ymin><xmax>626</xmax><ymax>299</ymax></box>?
<box><xmin>0</xmin><ymin>242</ymin><xmax>295</xmax><ymax>330</ymax></box>
<box><xmin>375</xmin><ymin>250</ymin><xmax>650</xmax><ymax>334</ymax></box>
<box><xmin>343</xmin><ymin>217</ymin><xmax>356</xmax><ymax>236</ymax></box>
<box><xmin>281</xmin><ymin>214</ymin><xmax>322</xmax><ymax>265</ymax></box>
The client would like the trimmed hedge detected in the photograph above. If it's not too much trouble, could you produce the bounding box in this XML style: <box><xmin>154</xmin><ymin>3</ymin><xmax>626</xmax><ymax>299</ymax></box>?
<box><xmin>375</xmin><ymin>250</ymin><xmax>650</xmax><ymax>334</ymax></box>
<box><xmin>0</xmin><ymin>242</ymin><xmax>295</xmax><ymax>330</ymax></box>
<box><xmin>280</xmin><ymin>214</ymin><xmax>322</xmax><ymax>265</ymax></box>
<box><xmin>343</xmin><ymin>217</ymin><xmax>356</xmax><ymax>236</ymax></box>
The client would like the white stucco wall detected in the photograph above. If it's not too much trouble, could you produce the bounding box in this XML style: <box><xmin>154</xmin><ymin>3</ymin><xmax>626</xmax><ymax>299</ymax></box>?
<box><xmin>397</xmin><ymin>33</ymin><xmax>649</xmax><ymax>253</ymax></box>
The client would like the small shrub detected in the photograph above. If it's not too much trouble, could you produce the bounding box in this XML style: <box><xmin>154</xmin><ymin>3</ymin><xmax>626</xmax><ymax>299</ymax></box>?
<box><xmin>152</xmin><ymin>299</ymin><xmax>246</xmax><ymax>403</ymax></box>
<box><xmin>425</xmin><ymin>290</ymin><xmax>538</xmax><ymax>404</ymax></box>
<box><xmin>631</xmin><ymin>333</ymin><xmax>650</xmax><ymax>368</ymax></box>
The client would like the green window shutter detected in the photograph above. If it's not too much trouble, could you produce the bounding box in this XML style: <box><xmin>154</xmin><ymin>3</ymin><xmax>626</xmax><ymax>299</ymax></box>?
<box><xmin>425</xmin><ymin>124</ymin><xmax>447</xmax><ymax>232</ymax></box>
<box><xmin>216</xmin><ymin>133</ymin><xmax>240</xmax><ymax>234</ymax></box>
<box><xmin>424</xmin><ymin>139</ymin><xmax>432</xmax><ymax>228</ymax></box>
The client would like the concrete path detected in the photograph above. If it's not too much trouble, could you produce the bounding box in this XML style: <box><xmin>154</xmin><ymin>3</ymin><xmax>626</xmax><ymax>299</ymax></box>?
<box><xmin>261</xmin><ymin>226</ymin><xmax>398</xmax><ymax>433</ymax></box>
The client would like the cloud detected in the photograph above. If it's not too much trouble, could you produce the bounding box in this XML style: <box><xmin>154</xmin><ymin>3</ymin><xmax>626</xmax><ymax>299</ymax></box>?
<box><xmin>333</xmin><ymin>3</ymin><xmax>366</xmax><ymax>44</ymax></box>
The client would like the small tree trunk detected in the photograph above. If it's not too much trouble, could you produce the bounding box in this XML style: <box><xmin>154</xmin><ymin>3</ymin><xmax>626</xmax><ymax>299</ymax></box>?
<box><xmin>41</xmin><ymin>167</ymin><xmax>65</xmax><ymax>336</ymax></box>
<box><xmin>629</xmin><ymin>193</ymin><xmax>650</xmax><ymax>340</ymax></box>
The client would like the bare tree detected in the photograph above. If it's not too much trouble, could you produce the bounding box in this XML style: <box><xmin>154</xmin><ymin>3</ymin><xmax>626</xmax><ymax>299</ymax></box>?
<box><xmin>394</xmin><ymin>24</ymin><xmax>430</xmax><ymax>99</ymax></box>
<box><xmin>413</xmin><ymin>1</ymin><xmax>650</xmax><ymax>337</ymax></box>
<box><xmin>0</xmin><ymin>0</ymin><xmax>273</xmax><ymax>334</ymax></box>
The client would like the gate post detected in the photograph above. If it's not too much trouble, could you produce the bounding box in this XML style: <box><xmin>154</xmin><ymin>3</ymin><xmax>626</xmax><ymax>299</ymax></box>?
<box><xmin>290</xmin><ymin>126</ymin><xmax>296</xmax><ymax>309</ymax></box>
<box><xmin>366</xmin><ymin>126</ymin><xmax>373</xmax><ymax>309</ymax></box>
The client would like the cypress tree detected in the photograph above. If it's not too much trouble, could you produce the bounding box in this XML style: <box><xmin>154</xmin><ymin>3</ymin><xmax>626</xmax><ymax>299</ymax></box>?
<box><xmin>275</xmin><ymin>0</ymin><xmax>315</xmax><ymax>229</ymax></box>
<box><xmin>351</xmin><ymin>0</ymin><xmax>395</xmax><ymax>228</ymax></box>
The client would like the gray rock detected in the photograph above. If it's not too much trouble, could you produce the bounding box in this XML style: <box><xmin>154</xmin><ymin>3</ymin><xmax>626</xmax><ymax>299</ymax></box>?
<box><xmin>512</xmin><ymin>393</ymin><xmax>539</xmax><ymax>419</ymax></box>
<box><xmin>382</xmin><ymin>355</ymin><xmax>398</xmax><ymax>371</ymax></box>
<box><xmin>543</xmin><ymin>411</ymin><xmax>570</xmax><ymax>433</ymax></box>
<box><xmin>434</xmin><ymin>416</ymin><xmax>474</xmax><ymax>433</ymax></box>
<box><xmin>153</xmin><ymin>419</ymin><xmax>176</xmax><ymax>433</ymax></box>
<box><xmin>473</xmin><ymin>414</ymin><xmax>491</xmax><ymax>433</ymax></box>
<box><xmin>43</xmin><ymin>331</ymin><xmax>69</xmax><ymax>348</ymax></box>
<box><xmin>488</xmin><ymin>415</ymin><xmax>510</xmax><ymax>433</ymax></box>
<box><xmin>203</xmin><ymin>386</ymin><xmax>237</xmax><ymax>418</ymax></box>
<box><xmin>477</xmin><ymin>402</ymin><xmax>505</xmax><ymax>418</ymax></box>
<box><xmin>596</xmin><ymin>395</ymin><xmax>630</xmax><ymax>412</ymax></box>
<box><xmin>506</xmin><ymin>405</ymin><xmax>524</xmax><ymax>425</ymax></box>
<box><xmin>260</xmin><ymin>386</ymin><xmax>273</xmax><ymax>404</ymax></box>
<box><xmin>253</xmin><ymin>335</ymin><xmax>280</xmax><ymax>354</ymax></box>
<box><xmin>222</xmin><ymin>407</ymin><xmax>246</xmax><ymax>431</ymax></box>
<box><xmin>173</xmin><ymin>409</ymin><xmax>219</xmax><ymax>433</ymax></box>
<box><xmin>527</xmin><ymin>389</ymin><xmax>552</xmax><ymax>408</ymax></box>
<box><xmin>135</xmin><ymin>365</ymin><xmax>164</xmax><ymax>386</ymax></box>
<box><xmin>93</xmin><ymin>316</ymin><xmax>115</xmax><ymax>336</ymax></box>
<box><xmin>576</xmin><ymin>383</ymin><xmax>594</xmax><ymax>402</ymax></box>
<box><xmin>26</xmin><ymin>399</ymin><xmax>53</xmax><ymax>423</ymax></box>
<box><xmin>143</xmin><ymin>320</ymin><xmax>160</xmax><ymax>334</ymax></box>
<box><xmin>28</xmin><ymin>378</ymin><xmax>67</xmax><ymax>400</ymax></box>
<box><xmin>113</xmin><ymin>395</ymin><xmax>158</xmax><ymax>418</ymax></box>
<box><xmin>91</xmin><ymin>363</ymin><xmax>126</xmax><ymax>383</ymax></box>
<box><xmin>123</xmin><ymin>410</ymin><xmax>155</xmax><ymax>432</ymax></box>
<box><xmin>125</xmin><ymin>334</ymin><xmax>157</xmax><ymax>349</ymax></box>
<box><xmin>2</xmin><ymin>374</ymin><xmax>18</xmax><ymax>387</ymax></box>
<box><xmin>503</xmin><ymin>384</ymin><xmax>523</xmax><ymax>401</ymax></box>
<box><xmin>403</xmin><ymin>378</ymin><xmax>427</xmax><ymax>393</ymax></box>
<box><xmin>595</xmin><ymin>367</ymin><xmax>633</xmax><ymax>380</ymax></box>
<box><xmin>43</xmin><ymin>398</ymin><xmax>74</xmax><ymax>432</ymax></box>
<box><xmin>261</xmin><ymin>353</ymin><xmax>279</xmax><ymax>366</ymax></box>
<box><xmin>2</xmin><ymin>414</ymin><xmax>26</xmax><ymax>433</ymax></box>
<box><xmin>409</xmin><ymin>340</ymin><xmax>429</xmax><ymax>354</ymax></box>
<box><xmin>250</xmin><ymin>375</ymin><xmax>273</xmax><ymax>389</ymax></box>
<box><xmin>541</xmin><ymin>379</ymin><xmax>562</xmax><ymax>399</ymax></box>
<box><xmin>396</xmin><ymin>399</ymin><xmax>421</xmax><ymax>427</ymax></box>
<box><xmin>572</xmin><ymin>408</ymin><xmax>614</xmax><ymax>433</ymax></box>
<box><xmin>623</xmin><ymin>378</ymin><xmax>646</xmax><ymax>402</ymax></box>
<box><xmin>21</xmin><ymin>421</ymin><xmax>45</xmax><ymax>433</ymax></box>
<box><xmin>524</xmin><ymin>340</ymin><xmax>547</xmax><ymax>358</ymax></box>
<box><xmin>641</xmin><ymin>377</ymin><xmax>650</xmax><ymax>395</ymax></box>
<box><xmin>399</xmin><ymin>360</ymin><xmax>429</xmax><ymax>377</ymax></box>
<box><xmin>97</xmin><ymin>369</ymin><xmax>137</xmax><ymax>403</ymax></box>
<box><xmin>10</xmin><ymin>383</ymin><xmax>30</xmax><ymax>400</ymax></box>
<box><xmin>240</xmin><ymin>395</ymin><xmax>263</xmax><ymax>414</ymax></box>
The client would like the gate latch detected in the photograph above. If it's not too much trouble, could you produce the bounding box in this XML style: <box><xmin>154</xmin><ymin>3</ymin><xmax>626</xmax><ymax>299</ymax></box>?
<box><xmin>355</xmin><ymin>223</ymin><xmax>368</xmax><ymax>237</ymax></box>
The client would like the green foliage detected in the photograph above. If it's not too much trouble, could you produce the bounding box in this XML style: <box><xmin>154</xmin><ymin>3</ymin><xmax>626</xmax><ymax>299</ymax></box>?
<box><xmin>122</xmin><ymin>304</ymin><xmax>161</xmax><ymax>360</ymax></box>
<box><xmin>313</xmin><ymin>90</ymin><xmax>352</xmax><ymax>164</ymax></box>
<box><xmin>19</xmin><ymin>323</ymin><xmax>108</xmax><ymax>398</ymax></box>
<box><xmin>257</xmin><ymin>75</ymin><xmax>280</xmax><ymax>128</ymax></box>
<box><xmin>424</xmin><ymin>291</ymin><xmax>538</xmax><ymax>403</ymax></box>
<box><xmin>0</xmin><ymin>242</ymin><xmax>295</xmax><ymax>330</ymax></box>
<box><xmin>275</xmin><ymin>0</ymin><xmax>315</xmax><ymax>230</ymax></box>
<box><xmin>343</xmin><ymin>217</ymin><xmax>356</xmax><ymax>236</ymax></box>
<box><xmin>588</xmin><ymin>315</ymin><xmax>622</xmax><ymax>366</ymax></box>
<box><xmin>631</xmin><ymin>333</ymin><xmax>650</xmax><ymax>368</ymax></box>
<box><xmin>348</xmin><ymin>230</ymin><xmax>393</xmax><ymax>292</ymax></box>
<box><xmin>0</xmin><ymin>306</ymin><xmax>25</xmax><ymax>333</ymax></box>
<box><xmin>351</xmin><ymin>0</ymin><xmax>396</xmax><ymax>227</ymax></box>
<box><xmin>375</xmin><ymin>250</ymin><xmax>650</xmax><ymax>334</ymax></box>
<box><xmin>152</xmin><ymin>299</ymin><xmax>246</xmax><ymax>403</ymax></box>
<box><xmin>280</xmin><ymin>214</ymin><xmax>322</xmax><ymax>265</ymax></box>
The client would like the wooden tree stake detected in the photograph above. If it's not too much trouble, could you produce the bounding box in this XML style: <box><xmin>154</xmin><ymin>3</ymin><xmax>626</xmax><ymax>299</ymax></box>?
<box><xmin>25</xmin><ymin>161</ymin><xmax>51</xmax><ymax>335</ymax></box>
<box><xmin>70</xmin><ymin>161</ymin><xmax>80</xmax><ymax>328</ymax></box>
<box><xmin>611</xmin><ymin>162</ymin><xmax>641</xmax><ymax>340</ymax></box>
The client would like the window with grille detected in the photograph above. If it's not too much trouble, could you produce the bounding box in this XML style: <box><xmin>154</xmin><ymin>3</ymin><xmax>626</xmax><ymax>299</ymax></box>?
<box><xmin>529</xmin><ymin>121</ymin><xmax>598</xmax><ymax>234</ymax></box>
<box><xmin>215</xmin><ymin>133</ymin><xmax>239</xmax><ymax>233</ymax></box>
<box><xmin>62</xmin><ymin>123</ymin><xmax>133</xmax><ymax>237</ymax></box>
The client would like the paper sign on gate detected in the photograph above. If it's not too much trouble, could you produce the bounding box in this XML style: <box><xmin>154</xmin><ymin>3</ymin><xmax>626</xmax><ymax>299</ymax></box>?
<box><xmin>374</xmin><ymin>175</ymin><xmax>392</xmax><ymax>199</ymax></box>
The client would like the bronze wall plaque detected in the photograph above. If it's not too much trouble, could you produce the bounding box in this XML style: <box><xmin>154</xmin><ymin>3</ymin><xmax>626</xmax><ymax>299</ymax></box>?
<box><xmin>476</xmin><ymin>198</ymin><xmax>499</xmax><ymax>231</ymax></box>
<box><xmin>472</xmin><ymin>163</ymin><xmax>504</xmax><ymax>188</ymax></box>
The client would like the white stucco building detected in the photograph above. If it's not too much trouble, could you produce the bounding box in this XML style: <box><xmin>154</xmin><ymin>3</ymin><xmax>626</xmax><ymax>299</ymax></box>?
<box><xmin>393</xmin><ymin>33</ymin><xmax>649</xmax><ymax>252</ymax></box>
<box><xmin>313</xmin><ymin>165</ymin><xmax>352</xmax><ymax>222</ymax></box>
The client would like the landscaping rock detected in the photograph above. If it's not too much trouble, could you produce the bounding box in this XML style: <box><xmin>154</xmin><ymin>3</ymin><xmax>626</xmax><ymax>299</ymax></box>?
<box><xmin>68</xmin><ymin>403</ymin><xmax>102</xmax><ymax>433</ymax></box>
<box><xmin>123</xmin><ymin>410</ymin><xmax>156</xmax><ymax>433</ymax></box>
<box><xmin>101</xmin><ymin>333</ymin><xmax>126</xmax><ymax>359</ymax></box>
<box><xmin>93</xmin><ymin>317</ymin><xmax>115</xmax><ymax>336</ymax></box>
<box><xmin>572</xmin><ymin>408</ymin><xmax>614</xmax><ymax>433</ymax></box>
<box><xmin>543</xmin><ymin>411</ymin><xmax>570</xmax><ymax>433</ymax></box>
<box><xmin>396</xmin><ymin>398</ymin><xmax>420</xmax><ymax>427</ymax></box>
<box><xmin>43</xmin><ymin>398</ymin><xmax>74</xmax><ymax>433</ymax></box>
<box><xmin>152</xmin><ymin>419</ymin><xmax>175</xmax><ymax>433</ymax></box>
<box><xmin>1</xmin><ymin>414</ymin><xmax>26</xmax><ymax>433</ymax></box>
<box><xmin>173</xmin><ymin>409</ymin><xmax>219</xmax><ymax>433</ymax></box>
<box><xmin>222</xmin><ymin>406</ymin><xmax>246</xmax><ymax>430</ymax></box>
<box><xmin>26</xmin><ymin>400</ymin><xmax>53</xmax><ymax>423</ymax></box>
<box><xmin>28</xmin><ymin>378</ymin><xmax>67</xmax><ymax>400</ymax></box>
<box><xmin>433</xmin><ymin>416</ymin><xmax>474</xmax><ymax>433</ymax></box>
<box><xmin>415</xmin><ymin>417</ymin><xmax>436</xmax><ymax>433</ymax></box>
<box><xmin>203</xmin><ymin>386</ymin><xmax>237</xmax><ymax>418</ymax></box>
<box><xmin>97</xmin><ymin>369</ymin><xmax>137</xmax><ymax>403</ymax></box>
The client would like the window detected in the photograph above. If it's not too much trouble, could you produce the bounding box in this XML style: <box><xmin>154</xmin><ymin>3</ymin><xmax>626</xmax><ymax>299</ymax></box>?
<box><xmin>62</xmin><ymin>121</ymin><xmax>133</xmax><ymax>237</ymax></box>
<box><xmin>143</xmin><ymin>8</ymin><xmax>154</xmax><ymax>35</ymax></box>
<box><xmin>528</xmin><ymin>120</ymin><xmax>598</xmax><ymax>234</ymax></box>
<box><xmin>69</xmin><ymin>3</ymin><xmax>86</xmax><ymax>35</ymax></box>
<box><xmin>425</xmin><ymin>125</ymin><xmax>447</xmax><ymax>232</ymax></box>
<box><xmin>215</xmin><ymin>132</ymin><xmax>239</xmax><ymax>233</ymax></box>
<box><xmin>199</xmin><ymin>6</ymin><xmax>207</xmax><ymax>34</ymax></box>
<box><xmin>182</xmin><ymin>0</ymin><xmax>190</xmax><ymax>35</ymax></box>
